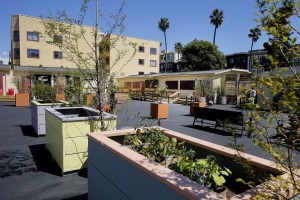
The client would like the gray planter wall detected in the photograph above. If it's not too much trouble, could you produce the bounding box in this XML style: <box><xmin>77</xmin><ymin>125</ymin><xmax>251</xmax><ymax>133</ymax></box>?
<box><xmin>88</xmin><ymin>139</ymin><xmax>189</xmax><ymax>200</ymax></box>
<box><xmin>31</xmin><ymin>101</ymin><xmax>64</xmax><ymax>136</ymax></box>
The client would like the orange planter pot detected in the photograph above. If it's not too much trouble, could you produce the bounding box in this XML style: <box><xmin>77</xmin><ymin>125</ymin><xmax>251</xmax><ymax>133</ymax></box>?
<box><xmin>15</xmin><ymin>93</ymin><xmax>30</xmax><ymax>107</ymax></box>
<box><xmin>150</xmin><ymin>102</ymin><xmax>168</xmax><ymax>119</ymax></box>
<box><xmin>190</xmin><ymin>102</ymin><xmax>206</xmax><ymax>116</ymax></box>
<box><xmin>56</xmin><ymin>93</ymin><xmax>65</xmax><ymax>101</ymax></box>
<box><xmin>86</xmin><ymin>93</ymin><xmax>96</xmax><ymax>105</ymax></box>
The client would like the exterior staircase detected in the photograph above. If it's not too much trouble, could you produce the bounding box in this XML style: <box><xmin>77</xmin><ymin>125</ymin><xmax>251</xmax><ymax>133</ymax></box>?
<box><xmin>0</xmin><ymin>95</ymin><xmax>15</xmax><ymax>102</ymax></box>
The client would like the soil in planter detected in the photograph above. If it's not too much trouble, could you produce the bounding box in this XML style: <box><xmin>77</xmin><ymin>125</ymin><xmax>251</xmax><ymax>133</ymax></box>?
<box><xmin>110</xmin><ymin>135</ymin><xmax>282</xmax><ymax>197</ymax></box>
<box><xmin>56</xmin><ymin>108</ymin><xmax>98</xmax><ymax>117</ymax></box>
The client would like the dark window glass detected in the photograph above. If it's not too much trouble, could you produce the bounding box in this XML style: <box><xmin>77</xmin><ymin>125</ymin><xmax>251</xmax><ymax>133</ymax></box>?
<box><xmin>166</xmin><ymin>81</ymin><xmax>178</xmax><ymax>90</ymax></box>
<box><xmin>145</xmin><ymin>79</ymin><xmax>158</xmax><ymax>88</ymax></box>
<box><xmin>150</xmin><ymin>60</ymin><xmax>157</xmax><ymax>67</ymax></box>
<box><xmin>180</xmin><ymin>80</ymin><xmax>195</xmax><ymax>90</ymax></box>
<box><xmin>138</xmin><ymin>72</ymin><xmax>144</xmax><ymax>75</ymax></box>
<box><xmin>14</xmin><ymin>48</ymin><xmax>20</xmax><ymax>59</ymax></box>
<box><xmin>138</xmin><ymin>59</ymin><xmax>144</xmax><ymax>65</ymax></box>
<box><xmin>27</xmin><ymin>32</ymin><xmax>39</xmax><ymax>41</ymax></box>
<box><xmin>27</xmin><ymin>49</ymin><xmax>39</xmax><ymax>58</ymax></box>
<box><xmin>13</xmin><ymin>31</ymin><xmax>19</xmax><ymax>42</ymax></box>
<box><xmin>150</xmin><ymin>48</ymin><xmax>157</xmax><ymax>55</ymax></box>
<box><xmin>54</xmin><ymin>51</ymin><xmax>62</xmax><ymax>59</ymax></box>
<box><xmin>139</xmin><ymin>46</ymin><xmax>145</xmax><ymax>53</ymax></box>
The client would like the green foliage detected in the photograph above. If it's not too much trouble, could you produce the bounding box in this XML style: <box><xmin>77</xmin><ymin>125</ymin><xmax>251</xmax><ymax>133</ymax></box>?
<box><xmin>64</xmin><ymin>78</ymin><xmax>87</xmax><ymax>106</ymax></box>
<box><xmin>196</xmin><ymin>80</ymin><xmax>216</xmax><ymax>100</ymax></box>
<box><xmin>182</xmin><ymin>39</ymin><xmax>226</xmax><ymax>71</ymax></box>
<box><xmin>209</xmin><ymin>9</ymin><xmax>224</xmax><ymax>45</ymax></box>
<box><xmin>154</xmin><ymin>85</ymin><xmax>168</xmax><ymax>102</ymax></box>
<box><xmin>30</xmin><ymin>82</ymin><xmax>56</xmax><ymax>103</ymax></box>
<box><xmin>124</xmin><ymin>127</ymin><xmax>231</xmax><ymax>190</ymax></box>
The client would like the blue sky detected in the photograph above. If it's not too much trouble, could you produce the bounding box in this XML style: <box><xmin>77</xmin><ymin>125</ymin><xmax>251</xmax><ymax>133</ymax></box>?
<box><xmin>0</xmin><ymin>0</ymin><xmax>267</xmax><ymax>58</ymax></box>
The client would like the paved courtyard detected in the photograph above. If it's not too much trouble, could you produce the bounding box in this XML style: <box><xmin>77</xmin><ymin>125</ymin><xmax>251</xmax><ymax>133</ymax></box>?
<box><xmin>0</xmin><ymin>100</ymin><xmax>299</xmax><ymax>199</ymax></box>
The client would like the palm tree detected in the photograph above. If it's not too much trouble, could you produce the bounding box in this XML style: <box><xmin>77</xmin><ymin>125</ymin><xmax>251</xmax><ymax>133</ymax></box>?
<box><xmin>158</xmin><ymin>17</ymin><xmax>170</xmax><ymax>73</ymax></box>
<box><xmin>209</xmin><ymin>9</ymin><xmax>224</xmax><ymax>45</ymax></box>
<box><xmin>248</xmin><ymin>27</ymin><xmax>262</xmax><ymax>69</ymax></box>
<box><xmin>174</xmin><ymin>42</ymin><xmax>183</xmax><ymax>72</ymax></box>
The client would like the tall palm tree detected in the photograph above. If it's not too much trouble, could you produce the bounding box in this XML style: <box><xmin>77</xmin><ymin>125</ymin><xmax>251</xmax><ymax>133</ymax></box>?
<box><xmin>248</xmin><ymin>27</ymin><xmax>261</xmax><ymax>69</ymax></box>
<box><xmin>209</xmin><ymin>9</ymin><xmax>224</xmax><ymax>45</ymax></box>
<box><xmin>158</xmin><ymin>17</ymin><xmax>170</xmax><ymax>72</ymax></box>
<box><xmin>174</xmin><ymin>42</ymin><xmax>183</xmax><ymax>72</ymax></box>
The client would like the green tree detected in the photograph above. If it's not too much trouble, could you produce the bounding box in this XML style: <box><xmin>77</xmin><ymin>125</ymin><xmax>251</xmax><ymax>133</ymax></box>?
<box><xmin>42</xmin><ymin>0</ymin><xmax>136</xmax><ymax>130</ymax></box>
<box><xmin>174</xmin><ymin>42</ymin><xmax>183</xmax><ymax>71</ymax></box>
<box><xmin>209</xmin><ymin>9</ymin><xmax>224</xmax><ymax>45</ymax></box>
<box><xmin>248</xmin><ymin>27</ymin><xmax>262</xmax><ymax>70</ymax></box>
<box><xmin>182</xmin><ymin>39</ymin><xmax>226</xmax><ymax>71</ymax></box>
<box><xmin>232</xmin><ymin>0</ymin><xmax>300</xmax><ymax>198</ymax></box>
<box><xmin>158</xmin><ymin>17</ymin><xmax>170</xmax><ymax>72</ymax></box>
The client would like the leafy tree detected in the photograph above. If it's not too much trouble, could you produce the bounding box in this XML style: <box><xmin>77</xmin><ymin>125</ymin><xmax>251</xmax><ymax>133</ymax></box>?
<box><xmin>209</xmin><ymin>9</ymin><xmax>224</xmax><ymax>45</ymax></box>
<box><xmin>231</xmin><ymin>0</ymin><xmax>300</xmax><ymax>198</ymax></box>
<box><xmin>158</xmin><ymin>17</ymin><xmax>170</xmax><ymax>72</ymax></box>
<box><xmin>42</xmin><ymin>0</ymin><xmax>136</xmax><ymax>130</ymax></box>
<box><xmin>248</xmin><ymin>27</ymin><xmax>262</xmax><ymax>69</ymax></box>
<box><xmin>174</xmin><ymin>42</ymin><xmax>183</xmax><ymax>71</ymax></box>
<box><xmin>182</xmin><ymin>39</ymin><xmax>226</xmax><ymax>71</ymax></box>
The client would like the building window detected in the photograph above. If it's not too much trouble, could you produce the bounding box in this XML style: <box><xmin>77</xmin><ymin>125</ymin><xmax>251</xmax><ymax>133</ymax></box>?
<box><xmin>54</xmin><ymin>51</ymin><xmax>63</xmax><ymax>59</ymax></box>
<box><xmin>139</xmin><ymin>46</ymin><xmax>145</xmax><ymax>53</ymax></box>
<box><xmin>150</xmin><ymin>48</ymin><xmax>157</xmax><ymax>55</ymax></box>
<box><xmin>166</xmin><ymin>81</ymin><xmax>178</xmax><ymax>90</ymax></box>
<box><xmin>228</xmin><ymin>58</ymin><xmax>234</xmax><ymax>64</ymax></box>
<box><xmin>27</xmin><ymin>49</ymin><xmax>39</xmax><ymax>58</ymax></box>
<box><xmin>145</xmin><ymin>79</ymin><xmax>158</xmax><ymax>88</ymax></box>
<box><xmin>27</xmin><ymin>31</ymin><xmax>39</xmax><ymax>41</ymax></box>
<box><xmin>54</xmin><ymin>35</ymin><xmax>62</xmax><ymax>43</ymax></box>
<box><xmin>180</xmin><ymin>80</ymin><xmax>195</xmax><ymax>90</ymax></box>
<box><xmin>150</xmin><ymin>60</ymin><xmax>157</xmax><ymax>67</ymax></box>
<box><xmin>14</xmin><ymin>48</ymin><xmax>20</xmax><ymax>59</ymax></box>
<box><xmin>138</xmin><ymin>72</ymin><xmax>144</xmax><ymax>75</ymax></box>
<box><xmin>124</xmin><ymin>82</ymin><xmax>131</xmax><ymax>89</ymax></box>
<box><xmin>13</xmin><ymin>31</ymin><xmax>19</xmax><ymax>42</ymax></box>
<box><xmin>132</xmin><ymin>82</ymin><xmax>140</xmax><ymax>89</ymax></box>
<box><xmin>138</xmin><ymin>59</ymin><xmax>144</xmax><ymax>65</ymax></box>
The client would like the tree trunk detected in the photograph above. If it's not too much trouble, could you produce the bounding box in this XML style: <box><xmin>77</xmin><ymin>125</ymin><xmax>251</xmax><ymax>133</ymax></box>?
<box><xmin>164</xmin><ymin>31</ymin><xmax>167</xmax><ymax>73</ymax></box>
<box><xmin>213</xmin><ymin>26</ymin><xmax>217</xmax><ymax>45</ymax></box>
<box><xmin>249</xmin><ymin>40</ymin><xmax>254</xmax><ymax>71</ymax></box>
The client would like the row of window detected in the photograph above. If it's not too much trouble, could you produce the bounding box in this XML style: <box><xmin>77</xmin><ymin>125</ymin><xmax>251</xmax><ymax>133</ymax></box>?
<box><xmin>138</xmin><ymin>59</ymin><xmax>157</xmax><ymax>67</ymax></box>
<box><xmin>14</xmin><ymin>48</ymin><xmax>63</xmax><ymax>59</ymax></box>
<box><xmin>13</xmin><ymin>31</ymin><xmax>63</xmax><ymax>43</ymax></box>
<box><xmin>138</xmin><ymin>46</ymin><xmax>157</xmax><ymax>55</ymax></box>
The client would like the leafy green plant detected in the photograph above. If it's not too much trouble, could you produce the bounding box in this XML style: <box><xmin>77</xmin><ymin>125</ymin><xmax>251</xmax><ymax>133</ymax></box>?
<box><xmin>64</xmin><ymin>78</ymin><xmax>87</xmax><ymax>106</ymax></box>
<box><xmin>154</xmin><ymin>85</ymin><xmax>168</xmax><ymax>103</ymax></box>
<box><xmin>124</xmin><ymin>127</ymin><xmax>231</xmax><ymax>191</ymax></box>
<box><xmin>30</xmin><ymin>81</ymin><xmax>56</xmax><ymax>103</ymax></box>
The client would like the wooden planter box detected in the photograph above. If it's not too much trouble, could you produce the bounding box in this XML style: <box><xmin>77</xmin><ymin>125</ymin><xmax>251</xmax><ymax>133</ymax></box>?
<box><xmin>150</xmin><ymin>102</ymin><xmax>168</xmax><ymax>119</ymax></box>
<box><xmin>56</xmin><ymin>93</ymin><xmax>65</xmax><ymax>101</ymax></box>
<box><xmin>31</xmin><ymin>100</ymin><xmax>67</xmax><ymax>136</ymax></box>
<box><xmin>190</xmin><ymin>102</ymin><xmax>206</xmax><ymax>116</ymax></box>
<box><xmin>45</xmin><ymin>107</ymin><xmax>117</xmax><ymax>175</ymax></box>
<box><xmin>15</xmin><ymin>93</ymin><xmax>30</xmax><ymax>107</ymax></box>
<box><xmin>88</xmin><ymin>128</ymin><xmax>289</xmax><ymax>200</ymax></box>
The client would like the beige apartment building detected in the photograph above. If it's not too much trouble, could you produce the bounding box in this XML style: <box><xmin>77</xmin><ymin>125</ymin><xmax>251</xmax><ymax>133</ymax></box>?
<box><xmin>1</xmin><ymin>14</ymin><xmax>160</xmax><ymax>94</ymax></box>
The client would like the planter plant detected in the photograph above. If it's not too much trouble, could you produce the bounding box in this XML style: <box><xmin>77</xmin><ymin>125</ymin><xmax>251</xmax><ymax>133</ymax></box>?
<box><xmin>217</xmin><ymin>76</ymin><xmax>227</xmax><ymax>104</ymax></box>
<box><xmin>13</xmin><ymin>70</ymin><xmax>30</xmax><ymax>107</ymax></box>
<box><xmin>150</xmin><ymin>85</ymin><xmax>169</xmax><ymax>119</ymax></box>
<box><xmin>88</xmin><ymin>127</ymin><xmax>285</xmax><ymax>200</ymax></box>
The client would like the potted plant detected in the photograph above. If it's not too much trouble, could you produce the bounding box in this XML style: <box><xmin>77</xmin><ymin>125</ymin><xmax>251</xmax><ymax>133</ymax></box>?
<box><xmin>30</xmin><ymin>81</ymin><xmax>67</xmax><ymax>136</ymax></box>
<box><xmin>218</xmin><ymin>76</ymin><xmax>227</xmax><ymax>104</ymax></box>
<box><xmin>13</xmin><ymin>70</ymin><xmax>30</xmax><ymax>107</ymax></box>
<box><xmin>150</xmin><ymin>85</ymin><xmax>168</xmax><ymax>119</ymax></box>
<box><xmin>88</xmin><ymin>127</ymin><xmax>285</xmax><ymax>199</ymax></box>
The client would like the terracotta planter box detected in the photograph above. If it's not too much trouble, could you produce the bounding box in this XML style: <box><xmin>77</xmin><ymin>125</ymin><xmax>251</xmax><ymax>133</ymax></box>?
<box><xmin>190</xmin><ymin>102</ymin><xmax>206</xmax><ymax>116</ymax></box>
<box><xmin>31</xmin><ymin>100</ymin><xmax>67</xmax><ymax>136</ymax></box>
<box><xmin>56</xmin><ymin>93</ymin><xmax>65</xmax><ymax>101</ymax></box>
<box><xmin>150</xmin><ymin>102</ymin><xmax>168</xmax><ymax>119</ymax></box>
<box><xmin>15</xmin><ymin>93</ymin><xmax>30</xmax><ymax>107</ymax></box>
<box><xmin>86</xmin><ymin>93</ymin><xmax>96</xmax><ymax>105</ymax></box>
<box><xmin>87</xmin><ymin>128</ymin><xmax>290</xmax><ymax>200</ymax></box>
<box><xmin>45</xmin><ymin>107</ymin><xmax>117</xmax><ymax>175</ymax></box>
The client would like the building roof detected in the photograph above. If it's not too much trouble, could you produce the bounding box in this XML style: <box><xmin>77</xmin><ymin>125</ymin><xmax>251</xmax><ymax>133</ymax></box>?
<box><xmin>117</xmin><ymin>68</ymin><xmax>251</xmax><ymax>79</ymax></box>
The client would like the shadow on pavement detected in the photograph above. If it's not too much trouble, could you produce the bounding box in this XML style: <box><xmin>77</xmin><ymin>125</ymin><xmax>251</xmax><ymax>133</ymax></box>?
<box><xmin>0</xmin><ymin>149</ymin><xmax>37</xmax><ymax>178</ymax></box>
<box><xmin>29</xmin><ymin>144</ymin><xmax>61</xmax><ymax>176</ymax></box>
<box><xmin>19</xmin><ymin>125</ymin><xmax>38</xmax><ymax>137</ymax></box>
<box><xmin>62</xmin><ymin>193</ymin><xmax>88</xmax><ymax>200</ymax></box>
<box><xmin>183</xmin><ymin>124</ymin><xmax>235</xmax><ymax>136</ymax></box>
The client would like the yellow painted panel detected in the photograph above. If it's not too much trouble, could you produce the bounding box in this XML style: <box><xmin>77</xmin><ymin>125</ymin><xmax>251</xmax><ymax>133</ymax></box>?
<box><xmin>64</xmin><ymin>152</ymin><xmax>88</xmax><ymax>173</ymax></box>
<box><xmin>65</xmin><ymin>137</ymin><xmax>88</xmax><ymax>155</ymax></box>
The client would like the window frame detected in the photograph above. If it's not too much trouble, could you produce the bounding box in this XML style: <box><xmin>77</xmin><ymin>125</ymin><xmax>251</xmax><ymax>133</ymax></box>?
<box><xmin>150</xmin><ymin>47</ymin><xmax>157</xmax><ymax>55</ymax></box>
<box><xmin>27</xmin><ymin>49</ymin><xmax>40</xmax><ymax>59</ymax></box>
<box><xmin>150</xmin><ymin>60</ymin><xmax>157</xmax><ymax>67</ymax></box>
<box><xmin>53</xmin><ymin>51</ymin><xmax>63</xmax><ymax>59</ymax></box>
<box><xmin>138</xmin><ymin>59</ymin><xmax>145</xmax><ymax>65</ymax></box>
<box><xmin>27</xmin><ymin>31</ymin><xmax>39</xmax><ymax>42</ymax></box>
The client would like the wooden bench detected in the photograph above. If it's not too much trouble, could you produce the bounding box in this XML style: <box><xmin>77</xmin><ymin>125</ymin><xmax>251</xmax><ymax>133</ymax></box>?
<box><xmin>192</xmin><ymin>107</ymin><xmax>245</xmax><ymax>135</ymax></box>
